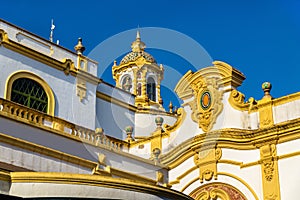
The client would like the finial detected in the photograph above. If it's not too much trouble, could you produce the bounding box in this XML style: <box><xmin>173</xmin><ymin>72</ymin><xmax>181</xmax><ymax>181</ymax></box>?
<box><xmin>95</xmin><ymin>127</ymin><xmax>104</xmax><ymax>145</ymax></box>
<box><xmin>113</xmin><ymin>60</ymin><xmax>117</xmax><ymax>66</ymax></box>
<box><xmin>95</xmin><ymin>127</ymin><xmax>104</xmax><ymax>135</ymax></box>
<box><xmin>152</xmin><ymin>148</ymin><xmax>161</xmax><ymax>164</ymax></box>
<box><xmin>125</xmin><ymin>126</ymin><xmax>134</xmax><ymax>142</ymax></box>
<box><xmin>174</xmin><ymin>106</ymin><xmax>178</xmax><ymax>114</ymax></box>
<box><xmin>74</xmin><ymin>37</ymin><xmax>86</xmax><ymax>55</ymax></box>
<box><xmin>136</xmin><ymin>30</ymin><xmax>141</xmax><ymax>40</ymax></box>
<box><xmin>160</xmin><ymin>64</ymin><xmax>164</xmax><ymax>70</ymax></box>
<box><xmin>262</xmin><ymin>82</ymin><xmax>272</xmax><ymax>99</ymax></box>
<box><xmin>169</xmin><ymin>101</ymin><xmax>173</xmax><ymax>113</ymax></box>
<box><xmin>49</xmin><ymin>19</ymin><xmax>55</xmax><ymax>42</ymax></box>
<box><xmin>159</xmin><ymin>97</ymin><xmax>163</xmax><ymax>105</ymax></box>
<box><xmin>155</xmin><ymin>116</ymin><xmax>164</xmax><ymax>130</ymax></box>
<box><xmin>131</xmin><ymin>30</ymin><xmax>146</xmax><ymax>52</ymax></box>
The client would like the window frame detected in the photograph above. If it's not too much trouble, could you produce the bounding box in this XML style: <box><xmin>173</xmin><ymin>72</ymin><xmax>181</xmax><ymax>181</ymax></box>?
<box><xmin>5</xmin><ymin>71</ymin><xmax>55</xmax><ymax>116</ymax></box>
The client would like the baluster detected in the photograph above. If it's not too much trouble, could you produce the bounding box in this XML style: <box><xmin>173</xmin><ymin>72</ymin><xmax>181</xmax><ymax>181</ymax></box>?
<box><xmin>38</xmin><ymin>116</ymin><xmax>43</xmax><ymax>124</ymax></box>
<box><xmin>18</xmin><ymin>109</ymin><xmax>24</xmax><ymax>118</ymax></box>
<box><xmin>9</xmin><ymin>106</ymin><xmax>14</xmax><ymax>115</ymax></box>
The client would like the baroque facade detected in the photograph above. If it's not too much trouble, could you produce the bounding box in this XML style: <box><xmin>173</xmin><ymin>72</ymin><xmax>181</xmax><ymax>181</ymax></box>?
<box><xmin>0</xmin><ymin>19</ymin><xmax>298</xmax><ymax>199</ymax></box>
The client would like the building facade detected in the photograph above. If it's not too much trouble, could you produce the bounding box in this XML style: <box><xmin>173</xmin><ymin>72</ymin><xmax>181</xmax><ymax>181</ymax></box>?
<box><xmin>0</xmin><ymin>19</ymin><xmax>299</xmax><ymax>199</ymax></box>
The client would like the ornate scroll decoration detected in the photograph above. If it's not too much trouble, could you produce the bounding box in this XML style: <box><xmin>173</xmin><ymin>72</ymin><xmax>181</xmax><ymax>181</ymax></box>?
<box><xmin>260</xmin><ymin>144</ymin><xmax>280</xmax><ymax>200</ymax></box>
<box><xmin>194</xmin><ymin>147</ymin><xmax>222</xmax><ymax>183</ymax></box>
<box><xmin>189</xmin><ymin>77</ymin><xmax>223</xmax><ymax>132</ymax></box>
<box><xmin>92</xmin><ymin>153</ymin><xmax>111</xmax><ymax>176</ymax></box>
<box><xmin>190</xmin><ymin>182</ymin><xmax>247</xmax><ymax>200</ymax></box>
<box><xmin>76</xmin><ymin>76</ymin><xmax>87</xmax><ymax>102</ymax></box>
<box><xmin>258</xmin><ymin>99</ymin><xmax>274</xmax><ymax>128</ymax></box>
<box><xmin>229</xmin><ymin>89</ymin><xmax>258</xmax><ymax>113</ymax></box>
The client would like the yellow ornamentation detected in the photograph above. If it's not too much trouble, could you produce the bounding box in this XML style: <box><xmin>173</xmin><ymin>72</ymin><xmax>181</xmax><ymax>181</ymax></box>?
<box><xmin>260</xmin><ymin>144</ymin><xmax>280</xmax><ymax>200</ymax></box>
<box><xmin>194</xmin><ymin>147</ymin><xmax>222</xmax><ymax>183</ymax></box>
<box><xmin>190</xmin><ymin>182</ymin><xmax>247</xmax><ymax>200</ymax></box>
<box><xmin>76</xmin><ymin>76</ymin><xmax>87</xmax><ymax>102</ymax></box>
<box><xmin>4</xmin><ymin>70</ymin><xmax>55</xmax><ymax>116</ymax></box>
<box><xmin>189</xmin><ymin>77</ymin><xmax>223</xmax><ymax>132</ymax></box>
<box><xmin>258</xmin><ymin>98</ymin><xmax>274</xmax><ymax>128</ymax></box>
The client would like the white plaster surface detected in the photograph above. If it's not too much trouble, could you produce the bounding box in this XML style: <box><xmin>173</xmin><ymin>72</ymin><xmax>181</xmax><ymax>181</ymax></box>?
<box><xmin>278</xmin><ymin>156</ymin><xmax>300</xmax><ymax>200</ymax></box>
<box><xmin>273</xmin><ymin>100</ymin><xmax>300</xmax><ymax>124</ymax></box>
<box><xmin>221</xmin><ymin>148</ymin><xmax>260</xmax><ymax>163</ymax></box>
<box><xmin>10</xmin><ymin>182</ymin><xmax>171</xmax><ymax>200</ymax></box>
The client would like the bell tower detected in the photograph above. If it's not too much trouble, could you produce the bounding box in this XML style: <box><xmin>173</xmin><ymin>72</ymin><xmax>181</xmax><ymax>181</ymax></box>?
<box><xmin>112</xmin><ymin>31</ymin><xmax>164</xmax><ymax>110</ymax></box>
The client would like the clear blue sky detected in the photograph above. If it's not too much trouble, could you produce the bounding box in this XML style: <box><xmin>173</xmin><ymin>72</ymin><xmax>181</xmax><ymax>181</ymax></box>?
<box><xmin>2</xmin><ymin>1</ymin><xmax>300</xmax><ymax>108</ymax></box>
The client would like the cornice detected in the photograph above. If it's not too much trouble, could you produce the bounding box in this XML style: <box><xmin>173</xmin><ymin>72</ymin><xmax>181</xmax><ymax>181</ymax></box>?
<box><xmin>0</xmin><ymin>29</ymin><xmax>100</xmax><ymax>84</ymax></box>
<box><xmin>160</xmin><ymin>118</ymin><xmax>300</xmax><ymax>168</ymax></box>
<box><xmin>96</xmin><ymin>91</ymin><xmax>137</xmax><ymax>112</ymax></box>
<box><xmin>10</xmin><ymin>172</ymin><xmax>193</xmax><ymax>200</ymax></box>
<box><xmin>0</xmin><ymin>133</ymin><xmax>97</xmax><ymax>169</ymax></box>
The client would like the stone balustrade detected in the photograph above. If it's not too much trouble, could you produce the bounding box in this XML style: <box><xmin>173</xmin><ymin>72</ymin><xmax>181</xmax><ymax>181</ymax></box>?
<box><xmin>0</xmin><ymin>98</ymin><xmax>126</xmax><ymax>151</ymax></box>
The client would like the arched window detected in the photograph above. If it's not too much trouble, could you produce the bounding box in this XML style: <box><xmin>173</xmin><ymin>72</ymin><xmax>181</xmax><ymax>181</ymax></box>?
<box><xmin>147</xmin><ymin>77</ymin><xmax>156</xmax><ymax>101</ymax></box>
<box><xmin>5</xmin><ymin>71</ymin><xmax>55</xmax><ymax>115</ymax></box>
<box><xmin>11</xmin><ymin>78</ymin><xmax>48</xmax><ymax>113</ymax></box>
<box><xmin>121</xmin><ymin>76</ymin><xmax>132</xmax><ymax>92</ymax></box>
<box><xmin>137</xmin><ymin>83</ymin><xmax>142</xmax><ymax>96</ymax></box>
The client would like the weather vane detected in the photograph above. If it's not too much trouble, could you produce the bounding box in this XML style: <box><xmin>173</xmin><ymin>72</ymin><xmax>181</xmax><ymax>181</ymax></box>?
<box><xmin>49</xmin><ymin>19</ymin><xmax>55</xmax><ymax>42</ymax></box>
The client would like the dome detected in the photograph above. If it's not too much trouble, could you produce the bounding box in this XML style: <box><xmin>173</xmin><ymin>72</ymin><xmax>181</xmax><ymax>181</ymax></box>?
<box><xmin>119</xmin><ymin>30</ymin><xmax>157</xmax><ymax>65</ymax></box>
<box><xmin>120</xmin><ymin>51</ymin><xmax>156</xmax><ymax>65</ymax></box>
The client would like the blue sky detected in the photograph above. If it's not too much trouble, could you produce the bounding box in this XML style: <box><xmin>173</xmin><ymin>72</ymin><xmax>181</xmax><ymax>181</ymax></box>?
<box><xmin>2</xmin><ymin>1</ymin><xmax>300</xmax><ymax>108</ymax></box>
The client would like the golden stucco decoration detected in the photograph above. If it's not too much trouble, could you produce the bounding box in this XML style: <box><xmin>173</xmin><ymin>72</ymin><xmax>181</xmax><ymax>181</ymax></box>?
<box><xmin>189</xmin><ymin>77</ymin><xmax>223</xmax><ymax>132</ymax></box>
<box><xmin>194</xmin><ymin>147</ymin><xmax>222</xmax><ymax>183</ymax></box>
<box><xmin>175</xmin><ymin>61</ymin><xmax>245</xmax><ymax>133</ymax></box>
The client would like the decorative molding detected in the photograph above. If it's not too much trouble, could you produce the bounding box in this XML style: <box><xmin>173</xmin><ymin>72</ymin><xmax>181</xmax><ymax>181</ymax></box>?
<box><xmin>0</xmin><ymin>29</ymin><xmax>100</xmax><ymax>83</ymax></box>
<box><xmin>0</xmin><ymin>98</ymin><xmax>127</xmax><ymax>151</ymax></box>
<box><xmin>189</xmin><ymin>182</ymin><xmax>247</xmax><ymax>200</ymax></box>
<box><xmin>229</xmin><ymin>89</ymin><xmax>251</xmax><ymax>111</ymax></box>
<box><xmin>260</xmin><ymin>144</ymin><xmax>281</xmax><ymax>200</ymax></box>
<box><xmin>258</xmin><ymin>98</ymin><xmax>274</xmax><ymax>128</ymax></box>
<box><xmin>191</xmin><ymin>78</ymin><xmax>223</xmax><ymax>132</ymax></box>
<box><xmin>96</xmin><ymin>91</ymin><xmax>137</xmax><ymax>112</ymax></box>
<box><xmin>175</xmin><ymin>62</ymin><xmax>229</xmax><ymax>132</ymax></box>
<box><xmin>0</xmin><ymin>132</ymin><xmax>97</xmax><ymax>169</ymax></box>
<box><xmin>10</xmin><ymin>172</ymin><xmax>193</xmax><ymax>200</ymax></box>
<box><xmin>4</xmin><ymin>70</ymin><xmax>55</xmax><ymax>116</ymax></box>
<box><xmin>175</xmin><ymin>61</ymin><xmax>245</xmax><ymax>101</ymax></box>
<box><xmin>163</xmin><ymin>107</ymin><xmax>186</xmax><ymax>133</ymax></box>
<box><xmin>76</xmin><ymin>76</ymin><xmax>87</xmax><ymax>102</ymax></box>
<box><xmin>161</xmin><ymin>117</ymin><xmax>300</xmax><ymax>168</ymax></box>
<box><xmin>194</xmin><ymin>147</ymin><xmax>222</xmax><ymax>183</ymax></box>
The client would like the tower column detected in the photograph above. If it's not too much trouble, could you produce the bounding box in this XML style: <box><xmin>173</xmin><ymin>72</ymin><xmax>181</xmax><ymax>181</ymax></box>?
<box><xmin>132</xmin><ymin>68</ymin><xmax>137</xmax><ymax>95</ymax></box>
<box><xmin>142</xmin><ymin>70</ymin><xmax>147</xmax><ymax>98</ymax></box>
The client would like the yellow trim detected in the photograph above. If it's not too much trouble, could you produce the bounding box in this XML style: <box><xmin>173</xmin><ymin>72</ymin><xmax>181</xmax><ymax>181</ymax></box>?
<box><xmin>180</xmin><ymin>177</ymin><xmax>198</xmax><ymax>192</ymax></box>
<box><xmin>218</xmin><ymin>172</ymin><xmax>259</xmax><ymax>200</ymax></box>
<box><xmin>0</xmin><ymin>133</ymin><xmax>163</xmax><ymax>184</ymax></box>
<box><xmin>218</xmin><ymin>159</ymin><xmax>243</xmax><ymax>166</ymax></box>
<box><xmin>161</xmin><ymin>117</ymin><xmax>300</xmax><ymax>168</ymax></box>
<box><xmin>10</xmin><ymin>172</ymin><xmax>192</xmax><ymax>199</ymax></box>
<box><xmin>278</xmin><ymin>150</ymin><xmax>300</xmax><ymax>160</ymax></box>
<box><xmin>0</xmin><ymin>29</ymin><xmax>100</xmax><ymax>84</ymax></box>
<box><xmin>229</xmin><ymin>89</ymin><xmax>300</xmax><ymax>113</ymax></box>
<box><xmin>0</xmin><ymin>97</ymin><xmax>127</xmax><ymax>151</ymax></box>
<box><xmin>240</xmin><ymin>161</ymin><xmax>260</xmax><ymax>168</ymax></box>
<box><xmin>0</xmin><ymin>171</ymin><xmax>10</xmax><ymax>182</ymax></box>
<box><xmin>0</xmin><ymin>132</ymin><xmax>97</xmax><ymax>169</ymax></box>
<box><xmin>4</xmin><ymin>70</ymin><xmax>55</xmax><ymax>116</ymax></box>
<box><xmin>169</xmin><ymin>166</ymin><xmax>197</xmax><ymax>186</ymax></box>
<box><xmin>175</xmin><ymin>61</ymin><xmax>245</xmax><ymax>100</ymax></box>
<box><xmin>181</xmin><ymin>172</ymin><xmax>258</xmax><ymax>199</ymax></box>
<box><xmin>109</xmin><ymin>167</ymin><xmax>157</xmax><ymax>185</ymax></box>
<box><xmin>260</xmin><ymin>144</ymin><xmax>281</xmax><ymax>199</ymax></box>
<box><xmin>189</xmin><ymin>182</ymin><xmax>247</xmax><ymax>200</ymax></box>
